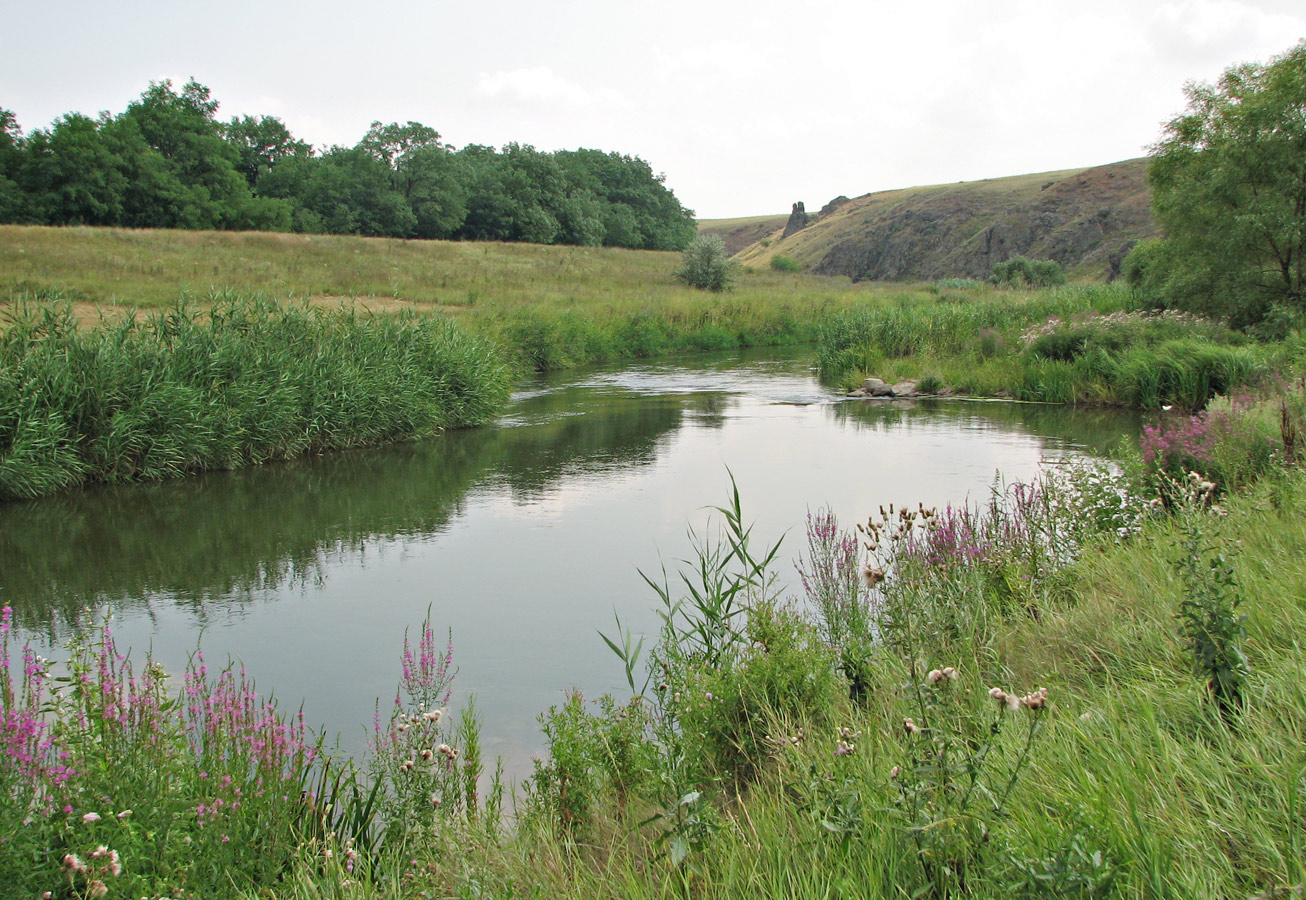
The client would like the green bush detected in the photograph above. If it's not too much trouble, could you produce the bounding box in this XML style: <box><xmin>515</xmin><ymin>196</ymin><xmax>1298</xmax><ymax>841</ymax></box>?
<box><xmin>769</xmin><ymin>255</ymin><xmax>802</xmax><ymax>273</ymax></box>
<box><xmin>672</xmin><ymin>599</ymin><xmax>846</xmax><ymax>786</ymax></box>
<box><xmin>992</xmin><ymin>256</ymin><xmax>1067</xmax><ymax>288</ymax></box>
<box><xmin>526</xmin><ymin>692</ymin><xmax>658</xmax><ymax>838</ymax></box>
<box><xmin>675</xmin><ymin>235</ymin><xmax>736</xmax><ymax>292</ymax></box>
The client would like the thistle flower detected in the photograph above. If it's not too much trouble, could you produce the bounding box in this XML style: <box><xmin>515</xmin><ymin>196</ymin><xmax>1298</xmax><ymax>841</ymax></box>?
<box><xmin>889</xmin><ymin>765</ymin><xmax>901</xmax><ymax>779</ymax></box>
<box><xmin>903</xmin><ymin>717</ymin><xmax>921</xmax><ymax>735</ymax></box>
<box><xmin>927</xmin><ymin>668</ymin><xmax>944</xmax><ymax>684</ymax></box>
<box><xmin>835</xmin><ymin>739</ymin><xmax>855</xmax><ymax>756</ymax></box>
<box><xmin>1019</xmin><ymin>687</ymin><xmax>1049</xmax><ymax>710</ymax></box>
<box><xmin>86</xmin><ymin>882</ymin><xmax>108</xmax><ymax>899</ymax></box>
<box><xmin>942</xmin><ymin>666</ymin><xmax>958</xmax><ymax>680</ymax></box>
<box><xmin>862</xmin><ymin>564</ymin><xmax>886</xmax><ymax>588</ymax></box>
<box><xmin>62</xmin><ymin>854</ymin><xmax>85</xmax><ymax>873</ymax></box>
<box><xmin>82</xmin><ymin>812</ymin><xmax>101</xmax><ymax>823</ymax></box>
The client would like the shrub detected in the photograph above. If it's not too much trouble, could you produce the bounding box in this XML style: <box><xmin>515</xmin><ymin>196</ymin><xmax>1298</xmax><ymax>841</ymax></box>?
<box><xmin>936</xmin><ymin>277</ymin><xmax>982</xmax><ymax>290</ymax></box>
<box><xmin>526</xmin><ymin>692</ymin><xmax>657</xmax><ymax>837</ymax></box>
<box><xmin>916</xmin><ymin>372</ymin><xmax>944</xmax><ymax>394</ymax></box>
<box><xmin>675</xmin><ymin>235</ymin><xmax>736</xmax><ymax>292</ymax></box>
<box><xmin>992</xmin><ymin>256</ymin><xmax>1067</xmax><ymax>288</ymax></box>
<box><xmin>769</xmin><ymin>255</ymin><xmax>802</xmax><ymax>273</ymax></box>
<box><xmin>671</xmin><ymin>599</ymin><xmax>846</xmax><ymax>786</ymax></box>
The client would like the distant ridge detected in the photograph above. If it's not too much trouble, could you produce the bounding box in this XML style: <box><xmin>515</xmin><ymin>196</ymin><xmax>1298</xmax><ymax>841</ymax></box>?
<box><xmin>700</xmin><ymin>159</ymin><xmax>1158</xmax><ymax>281</ymax></box>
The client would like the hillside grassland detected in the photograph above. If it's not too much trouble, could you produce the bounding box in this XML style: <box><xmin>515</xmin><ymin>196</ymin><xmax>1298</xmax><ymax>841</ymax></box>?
<box><xmin>730</xmin><ymin>160</ymin><xmax>1158</xmax><ymax>283</ymax></box>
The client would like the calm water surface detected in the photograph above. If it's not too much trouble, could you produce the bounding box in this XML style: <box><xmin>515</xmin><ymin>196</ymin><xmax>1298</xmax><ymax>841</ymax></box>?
<box><xmin>1</xmin><ymin>348</ymin><xmax>1139</xmax><ymax>780</ymax></box>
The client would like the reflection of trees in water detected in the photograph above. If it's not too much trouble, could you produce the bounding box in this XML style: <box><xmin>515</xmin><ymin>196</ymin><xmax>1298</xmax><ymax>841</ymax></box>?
<box><xmin>494</xmin><ymin>394</ymin><xmax>684</xmax><ymax>502</ymax></box>
<box><xmin>2</xmin><ymin>395</ymin><xmax>684</xmax><ymax>631</ymax></box>
<box><xmin>682</xmin><ymin>393</ymin><xmax>730</xmax><ymax>429</ymax></box>
<box><xmin>829</xmin><ymin>399</ymin><xmax>1140</xmax><ymax>457</ymax></box>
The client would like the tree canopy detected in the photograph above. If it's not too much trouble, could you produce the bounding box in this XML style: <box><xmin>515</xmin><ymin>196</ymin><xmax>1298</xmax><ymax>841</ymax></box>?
<box><xmin>1129</xmin><ymin>41</ymin><xmax>1306</xmax><ymax>329</ymax></box>
<box><xmin>0</xmin><ymin>80</ymin><xmax>697</xmax><ymax>251</ymax></box>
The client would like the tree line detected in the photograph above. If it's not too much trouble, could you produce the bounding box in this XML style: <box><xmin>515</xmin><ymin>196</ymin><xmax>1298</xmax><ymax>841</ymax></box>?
<box><xmin>0</xmin><ymin>80</ymin><xmax>697</xmax><ymax>250</ymax></box>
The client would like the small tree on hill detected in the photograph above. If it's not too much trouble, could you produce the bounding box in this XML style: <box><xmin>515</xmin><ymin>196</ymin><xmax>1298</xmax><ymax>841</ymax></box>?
<box><xmin>676</xmin><ymin>235</ymin><xmax>736</xmax><ymax>292</ymax></box>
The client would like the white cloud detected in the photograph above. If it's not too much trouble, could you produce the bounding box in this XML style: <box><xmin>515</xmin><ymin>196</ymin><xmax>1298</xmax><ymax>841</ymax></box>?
<box><xmin>474</xmin><ymin>67</ymin><xmax>629</xmax><ymax>110</ymax></box>
<box><xmin>1147</xmin><ymin>0</ymin><xmax>1305</xmax><ymax>64</ymax></box>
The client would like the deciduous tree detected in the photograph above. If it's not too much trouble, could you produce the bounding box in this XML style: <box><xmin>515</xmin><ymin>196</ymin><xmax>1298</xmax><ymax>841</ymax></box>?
<box><xmin>1141</xmin><ymin>41</ymin><xmax>1306</xmax><ymax>328</ymax></box>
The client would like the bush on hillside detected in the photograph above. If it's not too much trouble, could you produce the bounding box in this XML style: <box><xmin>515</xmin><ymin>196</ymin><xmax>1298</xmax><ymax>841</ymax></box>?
<box><xmin>769</xmin><ymin>255</ymin><xmax>802</xmax><ymax>273</ymax></box>
<box><xmin>992</xmin><ymin>255</ymin><xmax>1067</xmax><ymax>288</ymax></box>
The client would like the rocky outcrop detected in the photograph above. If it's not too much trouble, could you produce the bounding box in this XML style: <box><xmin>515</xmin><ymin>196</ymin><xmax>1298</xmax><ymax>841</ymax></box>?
<box><xmin>782</xmin><ymin>202</ymin><xmax>810</xmax><ymax>239</ymax></box>
<box><xmin>817</xmin><ymin>196</ymin><xmax>850</xmax><ymax>218</ymax></box>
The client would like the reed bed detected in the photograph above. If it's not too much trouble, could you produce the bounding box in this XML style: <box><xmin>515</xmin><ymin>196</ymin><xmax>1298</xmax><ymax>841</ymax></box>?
<box><xmin>0</xmin><ymin>296</ymin><xmax>511</xmax><ymax>500</ymax></box>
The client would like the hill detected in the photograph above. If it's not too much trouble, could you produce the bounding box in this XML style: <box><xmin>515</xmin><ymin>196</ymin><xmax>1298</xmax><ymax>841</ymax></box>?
<box><xmin>723</xmin><ymin>158</ymin><xmax>1158</xmax><ymax>281</ymax></box>
<box><xmin>696</xmin><ymin>214</ymin><xmax>790</xmax><ymax>255</ymax></box>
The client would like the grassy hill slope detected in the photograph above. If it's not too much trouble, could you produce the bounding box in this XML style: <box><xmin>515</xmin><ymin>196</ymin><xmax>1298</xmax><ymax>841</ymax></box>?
<box><xmin>731</xmin><ymin>159</ymin><xmax>1158</xmax><ymax>281</ymax></box>
<box><xmin>697</xmin><ymin>214</ymin><xmax>790</xmax><ymax>255</ymax></box>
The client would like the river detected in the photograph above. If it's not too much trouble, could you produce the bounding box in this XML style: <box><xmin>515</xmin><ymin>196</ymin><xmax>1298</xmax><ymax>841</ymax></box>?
<box><xmin>0</xmin><ymin>347</ymin><xmax>1139</xmax><ymax>781</ymax></box>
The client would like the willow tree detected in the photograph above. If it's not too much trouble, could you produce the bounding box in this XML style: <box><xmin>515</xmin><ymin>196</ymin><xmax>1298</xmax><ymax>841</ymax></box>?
<box><xmin>1145</xmin><ymin>41</ymin><xmax>1306</xmax><ymax>328</ymax></box>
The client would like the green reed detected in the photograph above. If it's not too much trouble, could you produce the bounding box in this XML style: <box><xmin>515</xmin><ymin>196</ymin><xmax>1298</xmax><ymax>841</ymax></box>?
<box><xmin>0</xmin><ymin>296</ymin><xmax>512</xmax><ymax>500</ymax></box>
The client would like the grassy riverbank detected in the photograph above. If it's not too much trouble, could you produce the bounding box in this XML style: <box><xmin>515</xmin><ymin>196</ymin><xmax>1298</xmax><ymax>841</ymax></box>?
<box><xmin>5</xmin><ymin>379</ymin><xmax>1306</xmax><ymax>899</ymax></box>
<box><xmin>817</xmin><ymin>282</ymin><xmax>1278</xmax><ymax>410</ymax></box>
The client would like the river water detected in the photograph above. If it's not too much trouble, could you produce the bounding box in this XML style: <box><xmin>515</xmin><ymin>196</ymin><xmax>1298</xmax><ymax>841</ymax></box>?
<box><xmin>0</xmin><ymin>347</ymin><xmax>1138</xmax><ymax>780</ymax></box>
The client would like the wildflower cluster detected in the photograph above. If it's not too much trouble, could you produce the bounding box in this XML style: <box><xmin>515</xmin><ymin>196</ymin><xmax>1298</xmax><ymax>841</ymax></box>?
<box><xmin>61</xmin><ymin>844</ymin><xmax>123</xmax><ymax>897</ymax></box>
<box><xmin>1141</xmin><ymin>385</ymin><xmax>1296</xmax><ymax>491</ymax></box>
<box><xmin>989</xmin><ymin>685</ymin><xmax>1049</xmax><ymax>711</ymax></box>
<box><xmin>890</xmin><ymin>664</ymin><xmax>1051</xmax><ymax>898</ymax></box>
<box><xmin>1</xmin><ymin>611</ymin><xmax>324</xmax><ymax>898</ymax></box>
<box><xmin>835</xmin><ymin>725</ymin><xmax>861</xmax><ymax>757</ymax></box>
<box><xmin>1019</xmin><ymin>308</ymin><xmax>1226</xmax><ymax>349</ymax></box>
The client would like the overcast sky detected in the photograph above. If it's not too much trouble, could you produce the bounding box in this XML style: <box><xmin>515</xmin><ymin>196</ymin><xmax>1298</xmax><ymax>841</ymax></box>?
<box><xmin>3</xmin><ymin>0</ymin><xmax>1304</xmax><ymax>219</ymax></box>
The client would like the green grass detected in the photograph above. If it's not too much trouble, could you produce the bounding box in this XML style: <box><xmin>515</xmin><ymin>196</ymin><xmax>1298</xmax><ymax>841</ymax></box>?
<box><xmin>196</xmin><ymin>445</ymin><xmax>1306</xmax><ymax>900</ymax></box>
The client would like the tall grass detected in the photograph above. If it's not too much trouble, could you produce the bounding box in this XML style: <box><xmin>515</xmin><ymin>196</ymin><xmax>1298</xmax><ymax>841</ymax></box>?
<box><xmin>0</xmin><ymin>297</ymin><xmax>511</xmax><ymax>500</ymax></box>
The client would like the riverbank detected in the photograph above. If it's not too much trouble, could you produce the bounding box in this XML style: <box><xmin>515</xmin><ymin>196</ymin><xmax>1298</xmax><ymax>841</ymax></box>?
<box><xmin>0</xmin><ymin>223</ymin><xmax>879</xmax><ymax>373</ymax></box>
<box><xmin>817</xmin><ymin>283</ymin><xmax>1281</xmax><ymax>410</ymax></box>
<box><xmin>4</xmin><ymin>379</ymin><xmax>1305</xmax><ymax>899</ymax></box>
